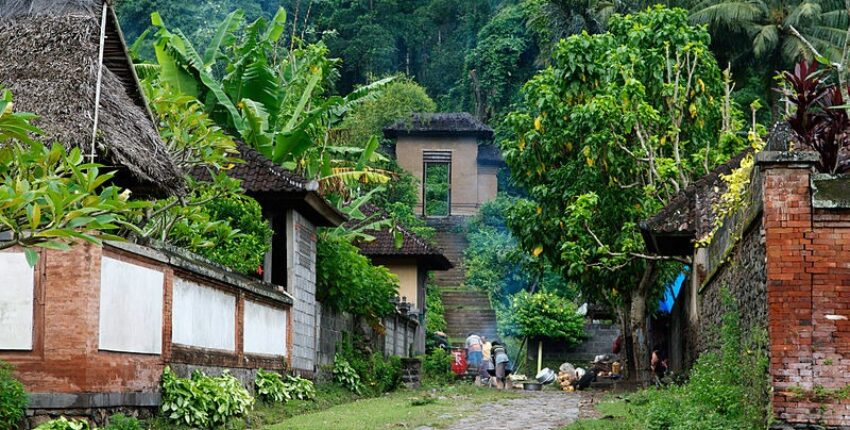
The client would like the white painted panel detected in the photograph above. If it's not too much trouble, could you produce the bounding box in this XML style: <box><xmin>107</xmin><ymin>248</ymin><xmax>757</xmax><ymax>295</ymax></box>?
<box><xmin>99</xmin><ymin>257</ymin><xmax>164</xmax><ymax>354</ymax></box>
<box><xmin>172</xmin><ymin>278</ymin><xmax>235</xmax><ymax>351</ymax></box>
<box><xmin>244</xmin><ymin>301</ymin><xmax>287</xmax><ymax>356</ymax></box>
<box><xmin>0</xmin><ymin>253</ymin><xmax>34</xmax><ymax>350</ymax></box>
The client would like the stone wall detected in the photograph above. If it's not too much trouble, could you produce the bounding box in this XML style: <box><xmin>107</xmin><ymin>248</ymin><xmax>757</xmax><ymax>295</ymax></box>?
<box><xmin>526</xmin><ymin>323</ymin><xmax>620</xmax><ymax>369</ymax></box>
<box><xmin>317</xmin><ymin>306</ymin><xmax>421</xmax><ymax>371</ymax></box>
<box><xmin>696</xmin><ymin>218</ymin><xmax>767</xmax><ymax>355</ymax></box>
<box><xmin>287</xmin><ymin>209</ymin><xmax>319</xmax><ymax>376</ymax></box>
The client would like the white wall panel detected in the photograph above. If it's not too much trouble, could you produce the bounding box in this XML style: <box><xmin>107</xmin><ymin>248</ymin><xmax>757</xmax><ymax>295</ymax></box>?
<box><xmin>0</xmin><ymin>253</ymin><xmax>34</xmax><ymax>350</ymax></box>
<box><xmin>99</xmin><ymin>257</ymin><xmax>164</xmax><ymax>354</ymax></box>
<box><xmin>244</xmin><ymin>301</ymin><xmax>287</xmax><ymax>356</ymax></box>
<box><xmin>172</xmin><ymin>278</ymin><xmax>235</xmax><ymax>351</ymax></box>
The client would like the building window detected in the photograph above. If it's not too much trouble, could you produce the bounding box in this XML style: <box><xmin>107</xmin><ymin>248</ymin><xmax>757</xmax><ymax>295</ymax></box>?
<box><xmin>423</xmin><ymin>150</ymin><xmax>451</xmax><ymax>217</ymax></box>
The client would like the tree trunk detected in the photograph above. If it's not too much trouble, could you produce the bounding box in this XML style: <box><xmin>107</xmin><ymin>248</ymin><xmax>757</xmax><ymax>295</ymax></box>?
<box><xmin>629</xmin><ymin>262</ymin><xmax>657</xmax><ymax>385</ymax></box>
<box><xmin>620</xmin><ymin>295</ymin><xmax>637</xmax><ymax>381</ymax></box>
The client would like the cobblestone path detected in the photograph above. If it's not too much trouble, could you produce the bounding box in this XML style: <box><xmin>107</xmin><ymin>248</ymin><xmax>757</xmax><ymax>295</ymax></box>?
<box><xmin>443</xmin><ymin>391</ymin><xmax>580</xmax><ymax>430</ymax></box>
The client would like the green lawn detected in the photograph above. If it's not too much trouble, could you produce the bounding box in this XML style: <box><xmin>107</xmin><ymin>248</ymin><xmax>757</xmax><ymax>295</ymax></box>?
<box><xmin>265</xmin><ymin>385</ymin><xmax>517</xmax><ymax>430</ymax></box>
<box><xmin>560</xmin><ymin>397</ymin><xmax>637</xmax><ymax>430</ymax></box>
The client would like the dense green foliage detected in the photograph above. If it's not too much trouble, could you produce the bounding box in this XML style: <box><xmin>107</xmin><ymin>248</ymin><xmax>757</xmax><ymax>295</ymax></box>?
<box><xmin>425</xmin><ymin>283</ymin><xmax>447</xmax><ymax>334</ymax></box>
<box><xmin>335</xmin><ymin>340</ymin><xmax>404</xmax><ymax>396</ymax></box>
<box><xmin>502</xmin><ymin>291</ymin><xmax>586</xmax><ymax>343</ymax></box>
<box><xmin>0</xmin><ymin>91</ymin><xmax>143</xmax><ymax>264</ymax></box>
<box><xmin>316</xmin><ymin>234</ymin><xmax>399</xmax><ymax>323</ymax></box>
<box><xmin>160</xmin><ymin>367</ymin><xmax>254</xmax><ymax>428</ymax></box>
<box><xmin>341</xmin><ymin>77</ymin><xmax>437</xmax><ymax>146</ymax></box>
<box><xmin>255</xmin><ymin>369</ymin><xmax>316</xmax><ymax>403</ymax></box>
<box><xmin>421</xmin><ymin>349</ymin><xmax>455</xmax><ymax>385</ymax></box>
<box><xmin>33</xmin><ymin>417</ymin><xmax>92</xmax><ymax>430</ymax></box>
<box><xmin>423</xmin><ymin>163</ymin><xmax>449</xmax><ymax>216</ymax></box>
<box><xmin>0</xmin><ymin>361</ymin><xmax>26</xmax><ymax>430</ymax></box>
<box><xmin>465</xmin><ymin>196</ymin><xmax>575</xmax><ymax>309</ymax></box>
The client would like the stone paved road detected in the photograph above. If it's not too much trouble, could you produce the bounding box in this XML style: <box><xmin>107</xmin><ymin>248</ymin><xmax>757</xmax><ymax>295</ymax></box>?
<box><xmin>443</xmin><ymin>391</ymin><xmax>580</xmax><ymax>430</ymax></box>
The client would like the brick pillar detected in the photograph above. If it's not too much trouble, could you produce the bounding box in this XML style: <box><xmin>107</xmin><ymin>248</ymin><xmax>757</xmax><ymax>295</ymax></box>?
<box><xmin>757</xmin><ymin>151</ymin><xmax>818</xmax><ymax>423</ymax></box>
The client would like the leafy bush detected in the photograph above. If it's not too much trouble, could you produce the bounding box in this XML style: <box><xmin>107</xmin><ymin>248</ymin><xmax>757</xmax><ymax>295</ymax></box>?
<box><xmin>0</xmin><ymin>361</ymin><xmax>26</xmax><ymax>430</ymax></box>
<box><xmin>34</xmin><ymin>417</ymin><xmax>91</xmax><ymax>430</ymax></box>
<box><xmin>104</xmin><ymin>414</ymin><xmax>142</xmax><ymax>430</ymax></box>
<box><xmin>160</xmin><ymin>366</ymin><xmax>254</xmax><ymax>428</ymax></box>
<box><xmin>316</xmin><ymin>235</ymin><xmax>398</xmax><ymax>324</ymax></box>
<box><xmin>332</xmin><ymin>354</ymin><xmax>363</xmax><ymax>395</ymax></box>
<box><xmin>371</xmin><ymin>355</ymin><xmax>403</xmax><ymax>394</ymax></box>
<box><xmin>334</xmin><ymin>338</ymin><xmax>403</xmax><ymax>395</ymax></box>
<box><xmin>502</xmin><ymin>290</ymin><xmax>585</xmax><ymax>344</ymax></box>
<box><xmin>421</xmin><ymin>349</ymin><xmax>455</xmax><ymax>385</ymax></box>
<box><xmin>255</xmin><ymin>369</ymin><xmax>316</xmax><ymax>403</ymax></box>
<box><xmin>425</xmin><ymin>283</ymin><xmax>447</xmax><ymax>334</ymax></box>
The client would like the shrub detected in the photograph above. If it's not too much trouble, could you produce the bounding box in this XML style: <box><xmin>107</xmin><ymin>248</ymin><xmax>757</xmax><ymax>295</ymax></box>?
<box><xmin>371</xmin><ymin>355</ymin><xmax>403</xmax><ymax>394</ymax></box>
<box><xmin>104</xmin><ymin>414</ymin><xmax>142</xmax><ymax>430</ymax></box>
<box><xmin>255</xmin><ymin>370</ymin><xmax>316</xmax><ymax>403</ymax></box>
<box><xmin>421</xmin><ymin>349</ymin><xmax>454</xmax><ymax>385</ymax></box>
<box><xmin>501</xmin><ymin>290</ymin><xmax>585</xmax><ymax>344</ymax></box>
<box><xmin>0</xmin><ymin>361</ymin><xmax>26</xmax><ymax>430</ymax></box>
<box><xmin>332</xmin><ymin>354</ymin><xmax>363</xmax><ymax>395</ymax></box>
<box><xmin>334</xmin><ymin>338</ymin><xmax>403</xmax><ymax>395</ymax></box>
<box><xmin>316</xmin><ymin>235</ymin><xmax>398</xmax><ymax>326</ymax></box>
<box><xmin>33</xmin><ymin>417</ymin><xmax>91</xmax><ymax>430</ymax></box>
<box><xmin>160</xmin><ymin>366</ymin><xmax>254</xmax><ymax>428</ymax></box>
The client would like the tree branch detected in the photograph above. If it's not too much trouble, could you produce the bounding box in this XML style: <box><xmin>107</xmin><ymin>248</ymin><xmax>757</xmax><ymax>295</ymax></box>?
<box><xmin>585</xmin><ymin>222</ymin><xmax>691</xmax><ymax>265</ymax></box>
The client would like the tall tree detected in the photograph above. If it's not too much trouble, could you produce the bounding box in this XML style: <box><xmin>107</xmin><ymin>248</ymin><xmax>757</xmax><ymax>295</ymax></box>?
<box><xmin>689</xmin><ymin>0</ymin><xmax>849</xmax><ymax>67</ymax></box>
<box><xmin>502</xmin><ymin>6</ymin><xmax>747</xmax><ymax>382</ymax></box>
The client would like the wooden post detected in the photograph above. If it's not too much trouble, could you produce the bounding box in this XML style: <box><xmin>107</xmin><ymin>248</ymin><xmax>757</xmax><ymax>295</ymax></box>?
<box><xmin>537</xmin><ymin>339</ymin><xmax>543</xmax><ymax>375</ymax></box>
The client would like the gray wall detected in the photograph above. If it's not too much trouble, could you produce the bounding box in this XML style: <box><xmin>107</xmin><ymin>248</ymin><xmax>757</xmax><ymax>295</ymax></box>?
<box><xmin>318</xmin><ymin>306</ymin><xmax>421</xmax><ymax>369</ymax></box>
<box><xmin>287</xmin><ymin>209</ymin><xmax>319</xmax><ymax>375</ymax></box>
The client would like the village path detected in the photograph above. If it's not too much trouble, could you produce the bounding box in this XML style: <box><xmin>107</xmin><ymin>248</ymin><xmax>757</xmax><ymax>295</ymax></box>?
<box><xmin>430</xmin><ymin>391</ymin><xmax>580</xmax><ymax>430</ymax></box>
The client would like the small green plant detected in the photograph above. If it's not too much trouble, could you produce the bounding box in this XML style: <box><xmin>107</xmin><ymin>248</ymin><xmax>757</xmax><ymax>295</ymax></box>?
<box><xmin>34</xmin><ymin>417</ymin><xmax>91</xmax><ymax>430</ymax></box>
<box><xmin>255</xmin><ymin>369</ymin><xmax>289</xmax><ymax>403</ymax></box>
<box><xmin>160</xmin><ymin>366</ymin><xmax>254</xmax><ymax>428</ymax></box>
<box><xmin>333</xmin><ymin>354</ymin><xmax>363</xmax><ymax>395</ymax></box>
<box><xmin>255</xmin><ymin>370</ymin><xmax>316</xmax><ymax>403</ymax></box>
<box><xmin>283</xmin><ymin>374</ymin><xmax>317</xmax><ymax>401</ymax></box>
<box><xmin>104</xmin><ymin>414</ymin><xmax>142</xmax><ymax>430</ymax></box>
<box><xmin>0</xmin><ymin>361</ymin><xmax>26</xmax><ymax>430</ymax></box>
<box><xmin>421</xmin><ymin>348</ymin><xmax>454</xmax><ymax>385</ymax></box>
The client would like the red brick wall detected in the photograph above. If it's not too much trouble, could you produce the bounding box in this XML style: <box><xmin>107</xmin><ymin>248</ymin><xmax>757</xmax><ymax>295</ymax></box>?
<box><xmin>762</xmin><ymin>159</ymin><xmax>850</xmax><ymax>426</ymax></box>
<box><xmin>0</xmin><ymin>243</ymin><xmax>291</xmax><ymax>397</ymax></box>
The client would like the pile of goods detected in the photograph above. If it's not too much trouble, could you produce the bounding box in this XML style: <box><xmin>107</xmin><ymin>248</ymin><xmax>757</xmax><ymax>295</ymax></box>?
<box><xmin>557</xmin><ymin>355</ymin><xmax>623</xmax><ymax>392</ymax></box>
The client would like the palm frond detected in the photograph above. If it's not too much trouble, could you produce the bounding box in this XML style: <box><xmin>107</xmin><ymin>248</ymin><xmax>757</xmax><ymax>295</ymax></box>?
<box><xmin>752</xmin><ymin>24</ymin><xmax>779</xmax><ymax>58</ymax></box>
<box><xmin>689</xmin><ymin>1</ymin><xmax>765</xmax><ymax>32</ymax></box>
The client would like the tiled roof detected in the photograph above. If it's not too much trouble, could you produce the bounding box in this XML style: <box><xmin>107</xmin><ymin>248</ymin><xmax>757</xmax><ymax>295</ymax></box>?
<box><xmin>192</xmin><ymin>142</ymin><xmax>345</xmax><ymax>227</ymax></box>
<box><xmin>345</xmin><ymin>204</ymin><xmax>453</xmax><ymax>270</ymax></box>
<box><xmin>383</xmin><ymin>113</ymin><xmax>493</xmax><ymax>139</ymax></box>
<box><xmin>193</xmin><ymin>142</ymin><xmax>311</xmax><ymax>193</ymax></box>
<box><xmin>642</xmin><ymin>149</ymin><xmax>752</xmax><ymax>237</ymax></box>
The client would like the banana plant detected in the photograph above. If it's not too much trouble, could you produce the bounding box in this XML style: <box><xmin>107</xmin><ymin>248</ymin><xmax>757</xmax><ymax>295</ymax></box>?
<box><xmin>138</xmin><ymin>7</ymin><xmax>395</xmax><ymax>192</ymax></box>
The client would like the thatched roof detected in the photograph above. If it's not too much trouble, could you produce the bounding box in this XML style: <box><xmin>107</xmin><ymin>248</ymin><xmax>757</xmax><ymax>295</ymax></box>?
<box><xmin>640</xmin><ymin>149</ymin><xmax>752</xmax><ymax>256</ymax></box>
<box><xmin>383</xmin><ymin>113</ymin><xmax>494</xmax><ymax>139</ymax></box>
<box><xmin>344</xmin><ymin>204</ymin><xmax>452</xmax><ymax>271</ymax></box>
<box><xmin>0</xmin><ymin>0</ymin><xmax>185</xmax><ymax>195</ymax></box>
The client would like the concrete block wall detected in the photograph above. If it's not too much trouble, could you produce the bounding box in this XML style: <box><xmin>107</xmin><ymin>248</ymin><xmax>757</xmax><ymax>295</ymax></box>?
<box><xmin>288</xmin><ymin>209</ymin><xmax>319</xmax><ymax>376</ymax></box>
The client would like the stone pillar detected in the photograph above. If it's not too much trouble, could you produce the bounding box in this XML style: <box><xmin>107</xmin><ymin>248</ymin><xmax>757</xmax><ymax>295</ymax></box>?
<box><xmin>287</xmin><ymin>209</ymin><xmax>319</xmax><ymax>376</ymax></box>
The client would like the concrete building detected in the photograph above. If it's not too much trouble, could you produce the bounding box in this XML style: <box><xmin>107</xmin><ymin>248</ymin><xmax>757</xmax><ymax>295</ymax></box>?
<box><xmin>384</xmin><ymin>113</ymin><xmax>501</xmax><ymax>217</ymax></box>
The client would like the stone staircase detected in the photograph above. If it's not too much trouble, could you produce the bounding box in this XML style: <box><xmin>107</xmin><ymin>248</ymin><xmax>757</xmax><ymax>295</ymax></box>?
<box><xmin>429</xmin><ymin>219</ymin><xmax>499</xmax><ymax>345</ymax></box>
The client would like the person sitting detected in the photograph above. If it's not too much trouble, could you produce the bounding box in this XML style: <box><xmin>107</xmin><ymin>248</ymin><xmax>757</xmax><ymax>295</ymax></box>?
<box><xmin>488</xmin><ymin>340</ymin><xmax>512</xmax><ymax>389</ymax></box>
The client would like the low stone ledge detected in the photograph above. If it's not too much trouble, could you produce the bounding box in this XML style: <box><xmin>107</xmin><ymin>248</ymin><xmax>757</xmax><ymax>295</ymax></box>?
<box><xmin>27</xmin><ymin>392</ymin><xmax>160</xmax><ymax>409</ymax></box>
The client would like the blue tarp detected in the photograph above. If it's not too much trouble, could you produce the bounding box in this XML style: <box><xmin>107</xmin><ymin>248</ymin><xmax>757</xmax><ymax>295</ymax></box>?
<box><xmin>658</xmin><ymin>271</ymin><xmax>687</xmax><ymax>313</ymax></box>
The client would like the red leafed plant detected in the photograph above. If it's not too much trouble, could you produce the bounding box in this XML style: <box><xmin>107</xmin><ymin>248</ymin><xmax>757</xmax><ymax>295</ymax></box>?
<box><xmin>782</xmin><ymin>60</ymin><xmax>850</xmax><ymax>174</ymax></box>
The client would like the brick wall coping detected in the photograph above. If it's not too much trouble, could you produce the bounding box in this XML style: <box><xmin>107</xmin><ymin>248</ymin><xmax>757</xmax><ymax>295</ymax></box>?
<box><xmin>105</xmin><ymin>241</ymin><xmax>294</xmax><ymax>306</ymax></box>
<box><xmin>756</xmin><ymin>150</ymin><xmax>820</xmax><ymax>167</ymax></box>
<box><xmin>811</xmin><ymin>173</ymin><xmax>850</xmax><ymax>209</ymax></box>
